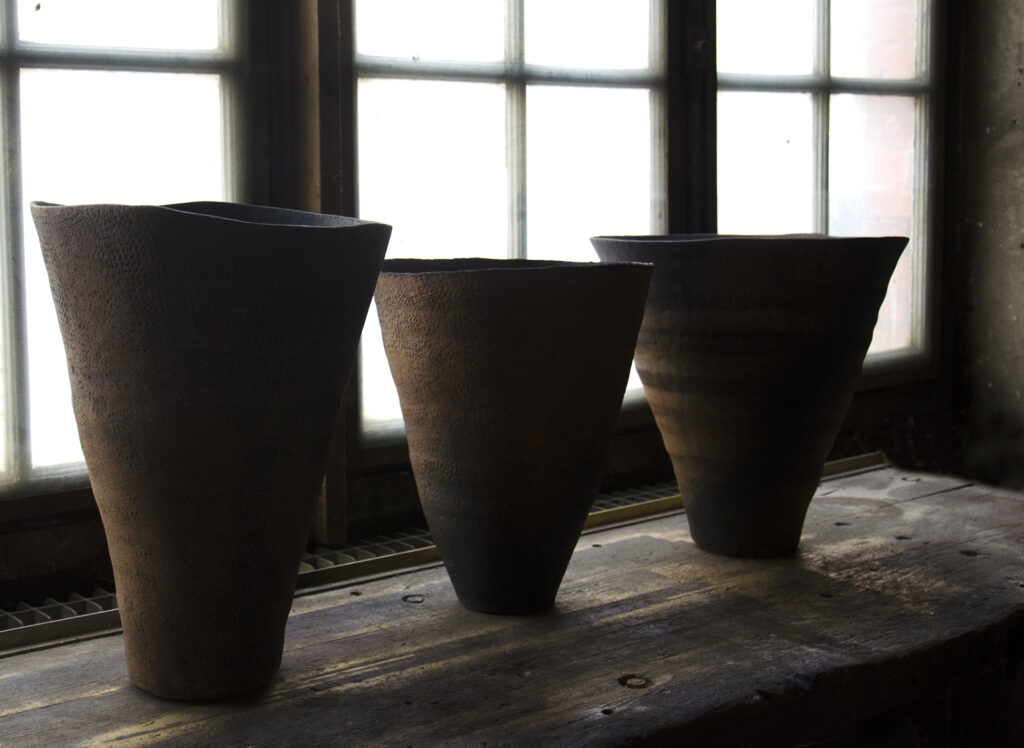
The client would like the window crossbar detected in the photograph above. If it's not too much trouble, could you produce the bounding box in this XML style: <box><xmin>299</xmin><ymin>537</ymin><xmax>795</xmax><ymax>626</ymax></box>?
<box><xmin>717</xmin><ymin>72</ymin><xmax>930</xmax><ymax>96</ymax></box>
<box><xmin>0</xmin><ymin>44</ymin><xmax>241</xmax><ymax>74</ymax></box>
<box><xmin>356</xmin><ymin>56</ymin><xmax>662</xmax><ymax>89</ymax></box>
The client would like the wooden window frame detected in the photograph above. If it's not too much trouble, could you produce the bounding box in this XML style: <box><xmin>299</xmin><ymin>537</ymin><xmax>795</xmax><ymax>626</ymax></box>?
<box><xmin>308</xmin><ymin>0</ymin><xmax>715</xmax><ymax>542</ymax></box>
<box><xmin>0</xmin><ymin>1</ymin><xmax>957</xmax><ymax>584</ymax></box>
<box><xmin>319</xmin><ymin>0</ymin><xmax>953</xmax><ymax>543</ymax></box>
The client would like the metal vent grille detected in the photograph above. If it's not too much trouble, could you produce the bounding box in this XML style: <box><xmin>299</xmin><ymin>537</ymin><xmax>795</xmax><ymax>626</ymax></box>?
<box><xmin>0</xmin><ymin>482</ymin><xmax>681</xmax><ymax>654</ymax></box>
<box><xmin>293</xmin><ymin>481</ymin><xmax>684</xmax><ymax>591</ymax></box>
<box><xmin>301</xmin><ymin>528</ymin><xmax>436</xmax><ymax>571</ymax></box>
<box><xmin>0</xmin><ymin>588</ymin><xmax>117</xmax><ymax>629</ymax></box>
<box><xmin>0</xmin><ymin>453</ymin><xmax>886</xmax><ymax>656</ymax></box>
<box><xmin>298</xmin><ymin>528</ymin><xmax>439</xmax><ymax>589</ymax></box>
<box><xmin>0</xmin><ymin>587</ymin><xmax>120</xmax><ymax>655</ymax></box>
<box><xmin>585</xmin><ymin>481</ymin><xmax>681</xmax><ymax>528</ymax></box>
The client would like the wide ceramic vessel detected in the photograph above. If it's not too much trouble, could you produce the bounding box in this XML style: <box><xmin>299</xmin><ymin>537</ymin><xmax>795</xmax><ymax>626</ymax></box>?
<box><xmin>32</xmin><ymin>201</ymin><xmax>391</xmax><ymax>699</ymax></box>
<box><xmin>375</xmin><ymin>258</ymin><xmax>651</xmax><ymax>614</ymax></box>
<box><xmin>591</xmin><ymin>233</ymin><xmax>907</xmax><ymax>558</ymax></box>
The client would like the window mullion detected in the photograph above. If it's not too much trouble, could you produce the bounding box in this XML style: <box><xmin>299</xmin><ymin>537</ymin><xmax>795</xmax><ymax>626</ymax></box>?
<box><xmin>649</xmin><ymin>0</ymin><xmax>667</xmax><ymax>233</ymax></box>
<box><xmin>814</xmin><ymin>0</ymin><xmax>831</xmax><ymax>234</ymax></box>
<box><xmin>910</xmin><ymin>0</ymin><xmax>935</xmax><ymax>355</ymax></box>
<box><xmin>910</xmin><ymin>0</ymin><xmax>935</xmax><ymax>354</ymax></box>
<box><xmin>813</xmin><ymin>92</ymin><xmax>830</xmax><ymax>234</ymax></box>
<box><xmin>910</xmin><ymin>93</ymin><xmax>930</xmax><ymax>351</ymax></box>
<box><xmin>218</xmin><ymin>0</ymin><xmax>245</xmax><ymax>204</ymax></box>
<box><xmin>505</xmin><ymin>0</ymin><xmax>525</xmax><ymax>260</ymax></box>
<box><xmin>0</xmin><ymin>0</ymin><xmax>32</xmax><ymax>489</ymax></box>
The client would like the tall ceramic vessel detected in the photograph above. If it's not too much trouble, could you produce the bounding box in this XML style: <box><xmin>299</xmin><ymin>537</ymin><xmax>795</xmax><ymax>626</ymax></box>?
<box><xmin>32</xmin><ymin>201</ymin><xmax>391</xmax><ymax>699</ymax></box>
<box><xmin>591</xmin><ymin>234</ymin><xmax>907</xmax><ymax>558</ymax></box>
<box><xmin>375</xmin><ymin>258</ymin><xmax>651</xmax><ymax>614</ymax></box>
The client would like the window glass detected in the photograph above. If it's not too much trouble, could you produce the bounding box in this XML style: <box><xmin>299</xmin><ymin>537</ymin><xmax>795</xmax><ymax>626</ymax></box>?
<box><xmin>524</xmin><ymin>0</ymin><xmax>650</xmax><ymax>70</ymax></box>
<box><xmin>828</xmin><ymin>94</ymin><xmax>916</xmax><ymax>238</ymax></box>
<box><xmin>829</xmin><ymin>93</ymin><xmax>917</xmax><ymax>353</ymax></box>
<box><xmin>526</xmin><ymin>85</ymin><xmax>652</xmax><ymax>262</ymax></box>
<box><xmin>17</xmin><ymin>0</ymin><xmax>222</xmax><ymax>50</ymax></box>
<box><xmin>358</xmin><ymin>78</ymin><xmax>507</xmax><ymax>428</ymax></box>
<box><xmin>524</xmin><ymin>84</ymin><xmax>654</xmax><ymax>398</ymax></box>
<box><xmin>356</xmin><ymin>2</ymin><xmax>663</xmax><ymax>433</ymax></box>
<box><xmin>1</xmin><ymin>2</ymin><xmax>239</xmax><ymax>489</ymax></box>
<box><xmin>831</xmin><ymin>0</ymin><xmax>920</xmax><ymax>79</ymax></box>
<box><xmin>717</xmin><ymin>91</ymin><xmax>815</xmax><ymax>234</ymax></box>
<box><xmin>355</xmin><ymin>0</ymin><xmax>504</xmax><ymax>62</ymax></box>
<box><xmin>20</xmin><ymin>69</ymin><xmax>225</xmax><ymax>467</ymax></box>
<box><xmin>716</xmin><ymin>0</ymin><xmax>816</xmax><ymax>76</ymax></box>
<box><xmin>717</xmin><ymin>1</ymin><xmax>929</xmax><ymax>360</ymax></box>
<box><xmin>357</xmin><ymin>79</ymin><xmax>508</xmax><ymax>260</ymax></box>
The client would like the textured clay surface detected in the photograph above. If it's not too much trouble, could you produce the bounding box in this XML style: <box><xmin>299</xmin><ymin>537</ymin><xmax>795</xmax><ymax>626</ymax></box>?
<box><xmin>375</xmin><ymin>259</ymin><xmax>651</xmax><ymax>614</ymax></box>
<box><xmin>591</xmin><ymin>234</ymin><xmax>906</xmax><ymax>558</ymax></box>
<box><xmin>31</xmin><ymin>201</ymin><xmax>390</xmax><ymax>700</ymax></box>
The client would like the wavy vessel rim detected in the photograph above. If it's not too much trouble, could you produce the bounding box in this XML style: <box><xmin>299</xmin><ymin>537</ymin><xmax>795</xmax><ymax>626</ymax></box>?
<box><xmin>381</xmin><ymin>257</ymin><xmax>653</xmax><ymax>275</ymax></box>
<box><xmin>29</xmin><ymin>200</ymin><xmax>388</xmax><ymax>231</ymax></box>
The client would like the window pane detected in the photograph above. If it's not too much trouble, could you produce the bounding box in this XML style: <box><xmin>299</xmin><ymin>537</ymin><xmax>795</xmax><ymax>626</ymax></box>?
<box><xmin>829</xmin><ymin>94</ymin><xmax>917</xmax><ymax>353</ymax></box>
<box><xmin>831</xmin><ymin>0</ymin><xmax>920</xmax><ymax>80</ymax></box>
<box><xmin>526</xmin><ymin>85</ymin><xmax>652</xmax><ymax>396</ymax></box>
<box><xmin>524</xmin><ymin>0</ymin><xmax>650</xmax><ymax>70</ymax></box>
<box><xmin>358</xmin><ymin>79</ymin><xmax>507</xmax><ymax>428</ymax></box>
<box><xmin>717</xmin><ymin>0</ymin><xmax>816</xmax><ymax>76</ymax></box>
<box><xmin>717</xmin><ymin>91</ymin><xmax>815</xmax><ymax>234</ymax></box>
<box><xmin>355</xmin><ymin>0</ymin><xmax>504</xmax><ymax>62</ymax></box>
<box><xmin>526</xmin><ymin>86</ymin><xmax>652</xmax><ymax>262</ymax></box>
<box><xmin>17</xmin><ymin>0</ymin><xmax>223</xmax><ymax>50</ymax></box>
<box><xmin>20</xmin><ymin>69</ymin><xmax>225</xmax><ymax>467</ymax></box>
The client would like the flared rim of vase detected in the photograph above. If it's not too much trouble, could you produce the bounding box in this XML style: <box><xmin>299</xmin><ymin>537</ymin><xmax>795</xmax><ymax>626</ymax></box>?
<box><xmin>380</xmin><ymin>257</ymin><xmax>652</xmax><ymax>275</ymax></box>
<box><xmin>30</xmin><ymin>200</ymin><xmax>390</xmax><ymax>231</ymax></box>
<box><xmin>591</xmin><ymin>232</ymin><xmax>909</xmax><ymax>245</ymax></box>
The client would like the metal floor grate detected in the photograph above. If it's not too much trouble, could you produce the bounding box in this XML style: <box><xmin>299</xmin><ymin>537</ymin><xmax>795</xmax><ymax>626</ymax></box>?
<box><xmin>0</xmin><ymin>452</ymin><xmax>887</xmax><ymax>656</ymax></box>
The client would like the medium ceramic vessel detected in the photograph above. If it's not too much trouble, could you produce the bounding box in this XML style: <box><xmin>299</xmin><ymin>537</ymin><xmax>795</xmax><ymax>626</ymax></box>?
<box><xmin>375</xmin><ymin>258</ymin><xmax>651</xmax><ymax>614</ymax></box>
<box><xmin>591</xmin><ymin>234</ymin><xmax>907</xmax><ymax>558</ymax></box>
<box><xmin>31</xmin><ymin>201</ymin><xmax>391</xmax><ymax>700</ymax></box>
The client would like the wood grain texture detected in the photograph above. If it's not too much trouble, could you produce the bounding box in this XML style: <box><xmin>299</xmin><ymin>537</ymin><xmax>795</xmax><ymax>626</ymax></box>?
<box><xmin>2</xmin><ymin>467</ymin><xmax>1022</xmax><ymax>746</ymax></box>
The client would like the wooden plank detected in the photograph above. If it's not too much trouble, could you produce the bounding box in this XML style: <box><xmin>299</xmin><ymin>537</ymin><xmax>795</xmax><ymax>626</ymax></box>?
<box><xmin>1</xmin><ymin>467</ymin><xmax>1022</xmax><ymax>745</ymax></box>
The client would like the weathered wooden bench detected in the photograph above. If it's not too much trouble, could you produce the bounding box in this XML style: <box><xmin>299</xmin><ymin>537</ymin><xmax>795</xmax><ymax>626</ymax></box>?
<box><xmin>2</xmin><ymin>465</ymin><xmax>1022</xmax><ymax>746</ymax></box>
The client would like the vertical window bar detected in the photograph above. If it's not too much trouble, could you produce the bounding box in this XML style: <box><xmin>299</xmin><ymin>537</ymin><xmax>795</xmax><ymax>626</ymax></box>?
<box><xmin>648</xmin><ymin>0</ymin><xmax>668</xmax><ymax>232</ymax></box>
<box><xmin>0</xmin><ymin>0</ymin><xmax>31</xmax><ymax>484</ymax></box>
<box><xmin>218</xmin><ymin>0</ymin><xmax>242</xmax><ymax>203</ymax></box>
<box><xmin>814</xmin><ymin>0</ymin><xmax>831</xmax><ymax>234</ymax></box>
<box><xmin>910</xmin><ymin>92</ymin><xmax>930</xmax><ymax>351</ymax></box>
<box><xmin>505</xmin><ymin>0</ymin><xmax>526</xmax><ymax>260</ymax></box>
<box><xmin>911</xmin><ymin>2</ymin><xmax>934</xmax><ymax>350</ymax></box>
<box><xmin>917</xmin><ymin>0</ymin><xmax>932</xmax><ymax>81</ymax></box>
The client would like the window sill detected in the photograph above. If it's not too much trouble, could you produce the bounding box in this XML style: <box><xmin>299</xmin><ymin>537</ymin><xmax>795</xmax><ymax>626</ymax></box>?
<box><xmin>2</xmin><ymin>465</ymin><xmax>1023</xmax><ymax>745</ymax></box>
